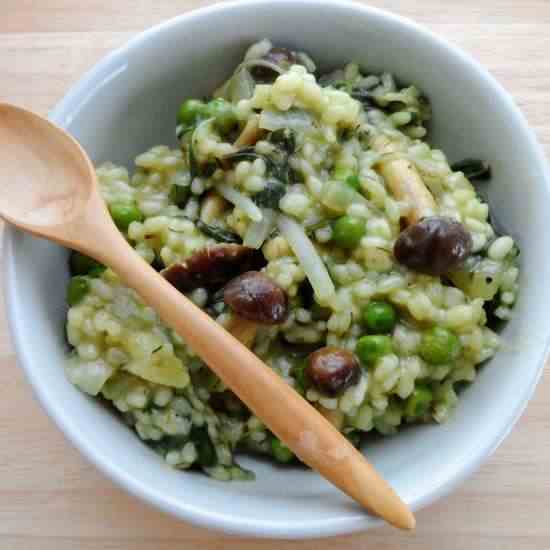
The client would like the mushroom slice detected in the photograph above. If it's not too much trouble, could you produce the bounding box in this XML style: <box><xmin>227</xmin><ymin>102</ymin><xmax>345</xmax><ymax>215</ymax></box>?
<box><xmin>234</xmin><ymin>115</ymin><xmax>264</xmax><ymax>147</ymax></box>
<box><xmin>224</xmin><ymin>314</ymin><xmax>258</xmax><ymax>348</ymax></box>
<box><xmin>162</xmin><ymin>244</ymin><xmax>266</xmax><ymax>292</ymax></box>
<box><xmin>371</xmin><ymin>134</ymin><xmax>436</xmax><ymax>225</ymax></box>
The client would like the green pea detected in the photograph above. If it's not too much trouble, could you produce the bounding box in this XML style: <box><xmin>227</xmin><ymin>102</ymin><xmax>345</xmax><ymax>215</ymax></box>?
<box><xmin>169</xmin><ymin>183</ymin><xmax>190</xmax><ymax>207</ymax></box>
<box><xmin>332</xmin><ymin>215</ymin><xmax>366</xmax><ymax>248</ymax></box>
<box><xmin>419</xmin><ymin>327</ymin><xmax>461</xmax><ymax>365</ymax></box>
<box><xmin>109</xmin><ymin>202</ymin><xmax>144</xmax><ymax>231</ymax></box>
<box><xmin>345</xmin><ymin>174</ymin><xmax>361</xmax><ymax>191</ymax></box>
<box><xmin>361</xmin><ymin>301</ymin><xmax>397</xmax><ymax>334</ymax></box>
<box><xmin>190</xmin><ymin>426</ymin><xmax>217</xmax><ymax>467</ymax></box>
<box><xmin>271</xmin><ymin>436</ymin><xmax>294</xmax><ymax>463</ymax></box>
<box><xmin>207</xmin><ymin>98</ymin><xmax>237</xmax><ymax>134</ymax></box>
<box><xmin>177</xmin><ymin>99</ymin><xmax>208</xmax><ymax>126</ymax></box>
<box><xmin>69</xmin><ymin>251</ymin><xmax>105</xmax><ymax>277</ymax></box>
<box><xmin>356</xmin><ymin>335</ymin><xmax>393</xmax><ymax>365</ymax></box>
<box><xmin>405</xmin><ymin>385</ymin><xmax>433</xmax><ymax>417</ymax></box>
<box><xmin>67</xmin><ymin>276</ymin><xmax>90</xmax><ymax>306</ymax></box>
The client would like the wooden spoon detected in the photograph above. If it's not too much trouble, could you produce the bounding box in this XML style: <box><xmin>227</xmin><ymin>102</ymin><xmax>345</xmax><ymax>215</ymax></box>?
<box><xmin>0</xmin><ymin>103</ymin><xmax>415</xmax><ymax>530</ymax></box>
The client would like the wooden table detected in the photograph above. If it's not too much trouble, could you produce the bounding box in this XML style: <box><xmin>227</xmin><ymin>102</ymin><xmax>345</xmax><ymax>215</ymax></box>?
<box><xmin>1</xmin><ymin>1</ymin><xmax>549</xmax><ymax>548</ymax></box>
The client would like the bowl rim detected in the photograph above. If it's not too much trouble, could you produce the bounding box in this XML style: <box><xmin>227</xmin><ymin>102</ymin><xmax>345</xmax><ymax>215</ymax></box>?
<box><xmin>4</xmin><ymin>0</ymin><xmax>550</xmax><ymax>539</ymax></box>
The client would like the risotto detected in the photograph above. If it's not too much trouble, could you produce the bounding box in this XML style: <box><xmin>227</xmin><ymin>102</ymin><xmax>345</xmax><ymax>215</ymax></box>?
<box><xmin>64</xmin><ymin>40</ymin><xmax>520</xmax><ymax>480</ymax></box>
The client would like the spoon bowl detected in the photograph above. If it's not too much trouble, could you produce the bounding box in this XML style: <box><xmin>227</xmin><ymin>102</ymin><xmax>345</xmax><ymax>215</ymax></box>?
<box><xmin>0</xmin><ymin>104</ymin><xmax>92</xmax><ymax>229</ymax></box>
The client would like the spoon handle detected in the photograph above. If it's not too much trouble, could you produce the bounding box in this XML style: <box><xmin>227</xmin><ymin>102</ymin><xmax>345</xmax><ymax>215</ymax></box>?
<box><xmin>86</xmin><ymin>211</ymin><xmax>414</xmax><ymax>530</ymax></box>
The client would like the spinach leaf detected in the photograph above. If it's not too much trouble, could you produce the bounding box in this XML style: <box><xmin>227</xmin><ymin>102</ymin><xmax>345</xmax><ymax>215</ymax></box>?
<box><xmin>223</xmin><ymin>147</ymin><xmax>261</xmax><ymax>164</ymax></box>
<box><xmin>223</xmin><ymin>147</ymin><xmax>290</xmax><ymax>185</ymax></box>
<box><xmin>252</xmin><ymin>179</ymin><xmax>286</xmax><ymax>209</ymax></box>
<box><xmin>350</xmin><ymin>88</ymin><xmax>375</xmax><ymax>105</ymax></box>
<box><xmin>169</xmin><ymin>183</ymin><xmax>190</xmax><ymax>207</ymax></box>
<box><xmin>150</xmin><ymin>435</ymin><xmax>189</xmax><ymax>455</ymax></box>
<box><xmin>196</xmin><ymin>220</ymin><xmax>242</xmax><ymax>244</ymax></box>
<box><xmin>451</xmin><ymin>158</ymin><xmax>491</xmax><ymax>181</ymax></box>
<box><xmin>269</xmin><ymin>128</ymin><xmax>295</xmax><ymax>155</ymax></box>
<box><xmin>190</xmin><ymin>426</ymin><xmax>217</xmax><ymax>467</ymax></box>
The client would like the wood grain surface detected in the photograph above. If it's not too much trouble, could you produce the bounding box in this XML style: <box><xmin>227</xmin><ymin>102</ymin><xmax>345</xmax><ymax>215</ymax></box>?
<box><xmin>1</xmin><ymin>1</ymin><xmax>549</xmax><ymax>548</ymax></box>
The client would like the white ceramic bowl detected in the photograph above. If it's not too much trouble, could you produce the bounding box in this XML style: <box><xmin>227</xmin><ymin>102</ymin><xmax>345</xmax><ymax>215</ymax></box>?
<box><xmin>4</xmin><ymin>0</ymin><xmax>550</xmax><ymax>539</ymax></box>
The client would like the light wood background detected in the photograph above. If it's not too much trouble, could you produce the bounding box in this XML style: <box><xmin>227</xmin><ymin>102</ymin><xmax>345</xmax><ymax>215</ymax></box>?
<box><xmin>1</xmin><ymin>1</ymin><xmax>549</xmax><ymax>548</ymax></box>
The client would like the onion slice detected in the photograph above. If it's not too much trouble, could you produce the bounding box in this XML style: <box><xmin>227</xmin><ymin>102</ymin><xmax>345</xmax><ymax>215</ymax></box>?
<box><xmin>243</xmin><ymin>208</ymin><xmax>276</xmax><ymax>248</ymax></box>
<box><xmin>277</xmin><ymin>214</ymin><xmax>335</xmax><ymax>302</ymax></box>
<box><xmin>217</xmin><ymin>184</ymin><xmax>263</xmax><ymax>223</ymax></box>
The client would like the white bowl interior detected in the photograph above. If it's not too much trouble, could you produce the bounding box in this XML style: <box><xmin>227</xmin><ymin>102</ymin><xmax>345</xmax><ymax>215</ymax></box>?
<box><xmin>5</xmin><ymin>0</ymin><xmax>550</xmax><ymax>538</ymax></box>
